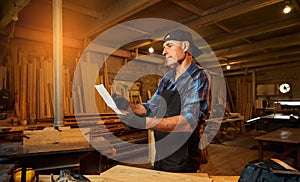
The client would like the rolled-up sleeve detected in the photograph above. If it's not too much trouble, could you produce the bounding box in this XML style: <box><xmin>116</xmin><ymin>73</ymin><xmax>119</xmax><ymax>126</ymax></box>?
<box><xmin>180</xmin><ymin>70</ymin><xmax>209</xmax><ymax>129</ymax></box>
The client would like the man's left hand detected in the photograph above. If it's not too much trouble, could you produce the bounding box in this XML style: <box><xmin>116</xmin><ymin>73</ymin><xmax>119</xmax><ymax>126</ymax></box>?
<box><xmin>118</xmin><ymin>112</ymin><xmax>146</xmax><ymax>129</ymax></box>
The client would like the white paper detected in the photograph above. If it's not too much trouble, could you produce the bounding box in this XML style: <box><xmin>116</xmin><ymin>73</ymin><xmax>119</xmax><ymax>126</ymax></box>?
<box><xmin>95</xmin><ymin>84</ymin><xmax>124</xmax><ymax>115</ymax></box>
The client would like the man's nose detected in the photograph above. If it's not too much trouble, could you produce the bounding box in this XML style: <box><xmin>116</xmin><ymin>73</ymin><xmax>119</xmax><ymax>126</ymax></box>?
<box><xmin>162</xmin><ymin>49</ymin><xmax>167</xmax><ymax>56</ymax></box>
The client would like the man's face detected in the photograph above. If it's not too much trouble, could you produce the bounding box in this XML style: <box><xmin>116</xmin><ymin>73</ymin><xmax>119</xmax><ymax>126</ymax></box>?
<box><xmin>162</xmin><ymin>40</ymin><xmax>186</xmax><ymax>69</ymax></box>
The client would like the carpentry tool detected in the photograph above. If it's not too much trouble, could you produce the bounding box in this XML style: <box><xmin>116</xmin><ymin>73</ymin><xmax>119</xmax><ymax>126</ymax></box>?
<box><xmin>51</xmin><ymin>169</ymin><xmax>90</xmax><ymax>182</ymax></box>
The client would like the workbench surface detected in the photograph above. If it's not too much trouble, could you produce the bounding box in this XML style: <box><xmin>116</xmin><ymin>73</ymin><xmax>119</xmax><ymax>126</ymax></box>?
<box><xmin>39</xmin><ymin>165</ymin><xmax>240</xmax><ymax>182</ymax></box>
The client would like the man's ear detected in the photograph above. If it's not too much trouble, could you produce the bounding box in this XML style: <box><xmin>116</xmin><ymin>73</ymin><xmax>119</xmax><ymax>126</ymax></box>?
<box><xmin>182</xmin><ymin>41</ymin><xmax>190</xmax><ymax>52</ymax></box>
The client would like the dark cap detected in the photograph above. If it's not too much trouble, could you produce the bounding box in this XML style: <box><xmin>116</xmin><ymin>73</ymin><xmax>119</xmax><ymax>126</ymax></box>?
<box><xmin>163</xmin><ymin>29</ymin><xmax>203</xmax><ymax>57</ymax></box>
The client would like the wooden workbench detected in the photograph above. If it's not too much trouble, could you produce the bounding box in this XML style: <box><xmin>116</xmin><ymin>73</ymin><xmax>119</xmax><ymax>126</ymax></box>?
<box><xmin>255</xmin><ymin>127</ymin><xmax>300</xmax><ymax>168</ymax></box>
<box><xmin>39</xmin><ymin>165</ymin><xmax>240</xmax><ymax>182</ymax></box>
<box><xmin>206</xmin><ymin>114</ymin><xmax>244</xmax><ymax>142</ymax></box>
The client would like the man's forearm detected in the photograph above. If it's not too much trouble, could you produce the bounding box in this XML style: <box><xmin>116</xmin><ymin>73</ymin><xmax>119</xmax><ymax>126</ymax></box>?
<box><xmin>146</xmin><ymin>115</ymin><xmax>191</xmax><ymax>132</ymax></box>
<box><xmin>129</xmin><ymin>103</ymin><xmax>146</xmax><ymax>116</ymax></box>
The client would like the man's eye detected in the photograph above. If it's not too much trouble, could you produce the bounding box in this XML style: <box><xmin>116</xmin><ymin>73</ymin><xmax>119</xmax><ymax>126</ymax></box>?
<box><xmin>166</xmin><ymin>43</ymin><xmax>172</xmax><ymax>47</ymax></box>
<box><xmin>163</xmin><ymin>42</ymin><xmax>174</xmax><ymax>48</ymax></box>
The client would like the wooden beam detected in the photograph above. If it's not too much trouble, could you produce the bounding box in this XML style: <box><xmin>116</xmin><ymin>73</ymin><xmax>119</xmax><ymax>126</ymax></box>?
<box><xmin>214</xmin><ymin>22</ymin><xmax>255</xmax><ymax>44</ymax></box>
<box><xmin>204</xmin><ymin>45</ymin><xmax>300</xmax><ymax>69</ymax></box>
<box><xmin>84</xmin><ymin>0</ymin><xmax>162</xmax><ymax>39</ymax></box>
<box><xmin>225</xmin><ymin>47</ymin><xmax>300</xmax><ymax>66</ymax></box>
<box><xmin>224</xmin><ymin>58</ymin><xmax>300</xmax><ymax>76</ymax></box>
<box><xmin>87</xmin><ymin>43</ymin><xmax>131</xmax><ymax>58</ymax></box>
<box><xmin>226</xmin><ymin>56</ymin><xmax>300</xmax><ymax>71</ymax></box>
<box><xmin>170</xmin><ymin>0</ymin><xmax>205</xmax><ymax>15</ymax></box>
<box><xmin>13</xmin><ymin>26</ymin><xmax>83</xmax><ymax>49</ymax></box>
<box><xmin>215</xmin><ymin>32</ymin><xmax>300</xmax><ymax>58</ymax></box>
<box><xmin>39</xmin><ymin>0</ymin><xmax>101</xmax><ymax>18</ymax></box>
<box><xmin>171</xmin><ymin>0</ymin><xmax>252</xmax><ymax>44</ymax></box>
<box><xmin>186</xmin><ymin>0</ymin><xmax>284</xmax><ymax>29</ymax></box>
<box><xmin>61</xmin><ymin>1</ymin><xmax>102</xmax><ymax>18</ymax></box>
<box><xmin>0</xmin><ymin>0</ymin><xmax>31</xmax><ymax>29</ymax></box>
<box><xmin>123</xmin><ymin>40</ymin><xmax>153</xmax><ymax>51</ymax></box>
<box><xmin>291</xmin><ymin>0</ymin><xmax>300</xmax><ymax>13</ymax></box>
<box><xmin>0</xmin><ymin>26</ymin><xmax>135</xmax><ymax>58</ymax></box>
<box><xmin>207</xmin><ymin>16</ymin><xmax>300</xmax><ymax>46</ymax></box>
<box><xmin>214</xmin><ymin>23</ymin><xmax>233</xmax><ymax>33</ymax></box>
<box><xmin>201</xmin><ymin>46</ymin><xmax>299</xmax><ymax>70</ymax></box>
<box><xmin>202</xmin><ymin>0</ymin><xmax>251</xmax><ymax>16</ymax></box>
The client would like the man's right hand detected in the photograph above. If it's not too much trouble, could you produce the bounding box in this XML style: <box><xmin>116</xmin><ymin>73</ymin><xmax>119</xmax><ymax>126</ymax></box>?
<box><xmin>112</xmin><ymin>93</ymin><xmax>130</xmax><ymax>111</ymax></box>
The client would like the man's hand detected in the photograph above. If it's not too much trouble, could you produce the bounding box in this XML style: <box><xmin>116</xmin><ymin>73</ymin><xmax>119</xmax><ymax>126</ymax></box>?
<box><xmin>118</xmin><ymin>112</ymin><xmax>146</xmax><ymax>129</ymax></box>
<box><xmin>112</xmin><ymin>94</ymin><xmax>130</xmax><ymax>111</ymax></box>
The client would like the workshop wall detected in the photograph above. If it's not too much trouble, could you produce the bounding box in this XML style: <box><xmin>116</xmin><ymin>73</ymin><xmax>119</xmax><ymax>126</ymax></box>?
<box><xmin>256</xmin><ymin>66</ymin><xmax>299</xmax><ymax>99</ymax></box>
<box><xmin>226</xmin><ymin>64</ymin><xmax>299</xmax><ymax>119</ymax></box>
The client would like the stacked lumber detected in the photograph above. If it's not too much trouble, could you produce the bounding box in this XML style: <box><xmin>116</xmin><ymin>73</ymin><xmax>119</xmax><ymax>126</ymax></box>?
<box><xmin>7</xmin><ymin>48</ymin><xmax>73</xmax><ymax>122</ymax></box>
<box><xmin>52</xmin><ymin>114</ymin><xmax>149</xmax><ymax>162</ymax></box>
<box><xmin>90</xmin><ymin>120</ymin><xmax>148</xmax><ymax>161</ymax></box>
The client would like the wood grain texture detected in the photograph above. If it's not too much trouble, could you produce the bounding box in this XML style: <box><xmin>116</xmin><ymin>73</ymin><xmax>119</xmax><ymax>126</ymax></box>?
<box><xmin>100</xmin><ymin>165</ymin><xmax>212</xmax><ymax>182</ymax></box>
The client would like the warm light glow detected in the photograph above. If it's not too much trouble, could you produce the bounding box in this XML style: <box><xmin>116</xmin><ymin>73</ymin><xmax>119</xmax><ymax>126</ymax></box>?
<box><xmin>148</xmin><ymin>47</ymin><xmax>154</xmax><ymax>53</ymax></box>
<box><xmin>283</xmin><ymin>4</ymin><xmax>291</xmax><ymax>14</ymax></box>
<box><xmin>226</xmin><ymin>64</ymin><xmax>231</xmax><ymax>70</ymax></box>
<box><xmin>12</xmin><ymin>14</ymin><xmax>18</xmax><ymax>21</ymax></box>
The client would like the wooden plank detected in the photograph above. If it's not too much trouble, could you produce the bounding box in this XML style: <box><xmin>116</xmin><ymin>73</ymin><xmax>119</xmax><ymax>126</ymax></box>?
<box><xmin>100</xmin><ymin>165</ymin><xmax>212</xmax><ymax>182</ymax></box>
<box><xmin>181</xmin><ymin>173</ymin><xmax>210</xmax><ymax>178</ymax></box>
<box><xmin>48</xmin><ymin>83</ymin><xmax>54</xmax><ymax>116</ymax></box>
<box><xmin>76</xmin><ymin>86</ymin><xmax>84</xmax><ymax>113</ymax></box>
<box><xmin>78</xmin><ymin>61</ymin><xmax>99</xmax><ymax>113</ymax></box>
<box><xmin>23</xmin><ymin>127</ymin><xmax>90</xmax><ymax>146</ymax></box>
<box><xmin>32</xmin><ymin>59</ymin><xmax>37</xmax><ymax>119</ymax></box>
<box><xmin>39</xmin><ymin>174</ymin><xmax>239</xmax><ymax>182</ymax></box>
<box><xmin>47</xmin><ymin>58</ymin><xmax>52</xmax><ymax>116</ymax></box>
<box><xmin>0</xmin><ymin>66</ymin><xmax>7</xmax><ymax>90</ymax></box>
<box><xmin>148</xmin><ymin>130</ymin><xmax>155</xmax><ymax>167</ymax></box>
<box><xmin>210</xmin><ymin>176</ymin><xmax>239</xmax><ymax>182</ymax></box>
<box><xmin>20</xmin><ymin>58</ymin><xmax>27</xmax><ymax>120</ymax></box>
<box><xmin>39</xmin><ymin>62</ymin><xmax>45</xmax><ymax>118</ymax></box>
<box><xmin>14</xmin><ymin>63</ymin><xmax>20</xmax><ymax>119</ymax></box>
<box><xmin>64</xmin><ymin>67</ymin><xmax>71</xmax><ymax>115</ymax></box>
<box><xmin>95</xmin><ymin>72</ymin><xmax>105</xmax><ymax>113</ymax></box>
<box><xmin>8</xmin><ymin>48</ymin><xmax>16</xmax><ymax>96</ymax></box>
<box><xmin>64</xmin><ymin>68</ymin><xmax>68</xmax><ymax>114</ymax></box>
<box><xmin>103</xmin><ymin>58</ymin><xmax>109</xmax><ymax>87</ymax></box>
<box><xmin>44</xmin><ymin>61</ymin><xmax>51</xmax><ymax>118</ymax></box>
<box><xmin>69</xmin><ymin>98</ymin><xmax>73</xmax><ymax>114</ymax></box>
<box><xmin>27</xmin><ymin>62</ymin><xmax>34</xmax><ymax>119</ymax></box>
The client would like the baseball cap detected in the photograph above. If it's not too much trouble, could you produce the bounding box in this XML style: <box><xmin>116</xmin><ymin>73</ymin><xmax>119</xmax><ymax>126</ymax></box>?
<box><xmin>163</xmin><ymin>29</ymin><xmax>203</xmax><ymax>57</ymax></box>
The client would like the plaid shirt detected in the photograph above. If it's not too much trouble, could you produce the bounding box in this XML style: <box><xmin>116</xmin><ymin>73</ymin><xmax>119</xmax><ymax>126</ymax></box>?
<box><xmin>144</xmin><ymin>62</ymin><xmax>210</xmax><ymax>130</ymax></box>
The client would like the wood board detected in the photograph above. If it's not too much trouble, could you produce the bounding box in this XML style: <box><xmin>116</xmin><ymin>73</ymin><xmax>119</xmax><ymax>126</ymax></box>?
<box><xmin>100</xmin><ymin>165</ymin><xmax>212</xmax><ymax>182</ymax></box>
<box><xmin>39</xmin><ymin>173</ymin><xmax>239</xmax><ymax>182</ymax></box>
<box><xmin>23</xmin><ymin>127</ymin><xmax>90</xmax><ymax>145</ymax></box>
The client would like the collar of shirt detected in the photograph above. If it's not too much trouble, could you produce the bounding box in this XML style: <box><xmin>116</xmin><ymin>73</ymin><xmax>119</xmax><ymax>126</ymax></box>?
<box><xmin>168</xmin><ymin>61</ymin><xmax>197</xmax><ymax>83</ymax></box>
